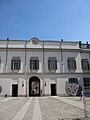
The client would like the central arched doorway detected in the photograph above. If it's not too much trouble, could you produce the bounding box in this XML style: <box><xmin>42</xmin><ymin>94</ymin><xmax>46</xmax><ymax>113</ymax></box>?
<box><xmin>29</xmin><ymin>76</ymin><xmax>40</xmax><ymax>96</ymax></box>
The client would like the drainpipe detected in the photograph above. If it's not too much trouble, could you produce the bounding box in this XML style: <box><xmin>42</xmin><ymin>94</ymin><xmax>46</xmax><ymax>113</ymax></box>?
<box><xmin>5</xmin><ymin>38</ymin><xmax>9</xmax><ymax>73</ymax></box>
<box><xmin>60</xmin><ymin>39</ymin><xmax>63</xmax><ymax>73</ymax></box>
<box><xmin>42</xmin><ymin>41</ymin><xmax>45</xmax><ymax>96</ymax></box>
<box><xmin>25</xmin><ymin>41</ymin><xmax>27</xmax><ymax>97</ymax></box>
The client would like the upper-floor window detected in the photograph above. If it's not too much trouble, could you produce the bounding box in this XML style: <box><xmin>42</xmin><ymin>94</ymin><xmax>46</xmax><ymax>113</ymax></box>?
<box><xmin>81</xmin><ymin>59</ymin><xmax>90</xmax><ymax>71</ymax></box>
<box><xmin>67</xmin><ymin>58</ymin><xmax>76</xmax><ymax>72</ymax></box>
<box><xmin>11</xmin><ymin>57</ymin><xmax>21</xmax><ymax>71</ymax></box>
<box><xmin>48</xmin><ymin>57</ymin><xmax>57</xmax><ymax>71</ymax></box>
<box><xmin>83</xmin><ymin>78</ymin><xmax>90</xmax><ymax>88</ymax></box>
<box><xmin>0</xmin><ymin>58</ymin><xmax>1</xmax><ymax>66</ymax></box>
<box><xmin>30</xmin><ymin>57</ymin><xmax>39</xmax><ymax>70</ymax></box>
<box><xmin>68</xmin><ymin>78</ymin><xmax>78</xmax><ymax>84</ymax></box>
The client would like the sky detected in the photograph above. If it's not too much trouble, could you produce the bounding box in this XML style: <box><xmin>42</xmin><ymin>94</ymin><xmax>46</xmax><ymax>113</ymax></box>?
<box><xmin>0</xmin><ymin>0</ymin><xmax>90</xmax><ymax>43</ymax></box>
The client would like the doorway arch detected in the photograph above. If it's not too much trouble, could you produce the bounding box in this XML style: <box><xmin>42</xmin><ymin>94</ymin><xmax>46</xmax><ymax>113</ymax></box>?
<box><xmin>29</xmin><ymin>76</ymin><xmax>40</xmax><ymax>96</ymax></box>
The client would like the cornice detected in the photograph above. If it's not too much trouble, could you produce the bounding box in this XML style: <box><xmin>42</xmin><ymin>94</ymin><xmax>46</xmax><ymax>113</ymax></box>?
<box><xmin>0</xmin><ymin>47</ymin><xmax>90</xmax><ymax>53</ymax></box>
<box><xmin>0</xmin><ymin>72</ymin><xmax>90</xmax><ymax>75</ymax></box>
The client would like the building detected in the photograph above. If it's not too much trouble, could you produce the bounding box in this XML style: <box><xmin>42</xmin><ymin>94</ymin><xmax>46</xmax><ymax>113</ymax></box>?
<box><xmin>0</xmin><ymin>37</ymin><xmax>90</xmax><ymax>97</ymax></box>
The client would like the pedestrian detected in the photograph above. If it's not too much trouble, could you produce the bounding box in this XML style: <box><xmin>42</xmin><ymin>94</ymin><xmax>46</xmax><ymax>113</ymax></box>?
<box><xmin>80</xmin><ymin>90</ymin><xmax>84</xmax><ymax>100</ymax></box>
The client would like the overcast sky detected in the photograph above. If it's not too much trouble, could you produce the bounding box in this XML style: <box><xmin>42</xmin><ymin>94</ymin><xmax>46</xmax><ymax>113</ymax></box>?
<box><xmin>0</xmin><ymin>0</ymin><xmax>90</xmax><ymax>42</ymax></box>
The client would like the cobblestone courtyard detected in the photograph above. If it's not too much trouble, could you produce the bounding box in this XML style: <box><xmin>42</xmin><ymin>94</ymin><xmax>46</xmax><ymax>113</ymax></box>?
<box><xmin>0</xmin><ymin>96</ymin><xmax>86</xmax><ymax>120</ymax></box>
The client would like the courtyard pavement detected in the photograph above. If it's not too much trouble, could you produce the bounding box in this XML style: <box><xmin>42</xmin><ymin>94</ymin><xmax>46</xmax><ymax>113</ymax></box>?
<box><xmin>0</xmin><ymin>96</ymin><xmax>87</xmax><ymax>120</ymax></box>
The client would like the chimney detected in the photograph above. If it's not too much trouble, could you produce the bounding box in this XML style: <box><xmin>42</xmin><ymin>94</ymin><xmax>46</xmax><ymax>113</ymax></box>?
<box><xmin>79</xmin><ymin>41</ymin><xmax>81</xmax><ymax>48</ymax></box>
<box><xmin>61</xmin><ymin>39</ymin><xmax>63</xmax><ymax>42</ymax></box>
<box><xmin>7</xmin><ymin>38</ymin><xmax>9</xmax><ymax>40</ymax></box>
<box><xmin>86</xmin><ymin>42</ymin><xmax>89</xmax><ymax>48</ymax></box>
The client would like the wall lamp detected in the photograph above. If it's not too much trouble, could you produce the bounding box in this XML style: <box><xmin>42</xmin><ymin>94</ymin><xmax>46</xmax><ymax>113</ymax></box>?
<box><xmin>22</xmin><ymin>81</ymin><xmax>24</xmax><ymax>87</ymax></box>
<box><xmin>44</xmin><ymin>81</ymin><xmax>46</xmax><ymax>86</ymax></box>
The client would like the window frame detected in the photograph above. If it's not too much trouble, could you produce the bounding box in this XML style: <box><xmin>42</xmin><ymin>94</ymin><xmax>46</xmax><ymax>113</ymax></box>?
<box><xmin>67</xmin><ymin>58</ymin><xmax>76</xmax><ymax>72</ymax></box>
<box><xmin>81</xmin><ymin>59</ymin><xmax>90</xmax><ymax>72</ymax></box>
<box><xmin>83</xmin><ymin>78</ymin><xmax>90</xmax><ymax>88</ymax></box>
<box><xmin>0</xmin><ymin>58</ymin><xmax>1</xmax><ymax>67</ymax></box>
<box><xmin>68</xmin><ymin>78</ymin><xmax>78</xmax><ymax>84</ymax></box>
<box><xmin>48</xmin><ymin>57</ymin><xmax>57</xmax><ymax>72</ymax></box>
<box><xmin>30</xmin><ymin>57</ymin><xmax>39</xmax><ymax>71</ymax></box>
<box><xmin>11</xmin><ymin>57</ymin><xmax>21</xmax><ymax>71</ymax></box>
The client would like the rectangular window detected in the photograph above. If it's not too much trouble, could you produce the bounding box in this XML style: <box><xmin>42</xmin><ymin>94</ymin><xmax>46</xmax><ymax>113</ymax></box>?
<box><xmin>67</xmin><ymin>58</ymin><xmax>76</xmax><ymax>72</ymax></box>
<box><xmin>0</xmin><ymin>58</ymin><xmax>1</xmax><ymax>66</ymax></box>
<box><xmin>11</xmin><ymin>58</ymin><xmax>21</xmax><ymax>71</ymax></box>
<box><xmin>30</xmin><ymin>57</ymin><xmax>39</xmax><ymax>70</ymax></box>
<box><xmin>83</xmin><ymin>78</ymin><xmax>90</xmax><ymax>88</ymax></box>
<box><xmin>68</xmin><ymin>78</ymin><xmax>78</xmax><ymax>84</ymax></box>
<box><xmin>81</xmin><ymin>59</ymin><xmax>90</xmax><ymax>71</ymax></box>
<box><xmin>48</xmin><ymin>57</ymin><xmax>57</xmax><ymax>71</ymax></box>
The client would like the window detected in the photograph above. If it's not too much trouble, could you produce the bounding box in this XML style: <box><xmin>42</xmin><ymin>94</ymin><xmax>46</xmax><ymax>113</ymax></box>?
<box><xmin>67</xmin><ymin>58</ymin><xmax>76</xmax><ymax>72</ymax></box>
<box><xmin>0</xmin><ymin>58</ymin><xmax>1</xmax><ymax>66</ymax></box>
<box><xmin>83</xmin><ymin>78</ymin><xmax>90</xmax><ymax>88</ymax></box>
<box><xmin>68</xmin><ymin>78</ymin><xmax>78</xmax><ymax>84</ymax></box>
<box><xmin>30</xmin><ymin>57</ymin><xmax>39</xmax><ymax>70</ymax></box>
<box><xmin>11</xmin><ymin>58</ymin><xmax>21</xmax><ymax>71</ymax></box>
<box><xmin>81</xmin><ymin>59</ymin><xmax>90</xmax><ymax>71</ymax></box>
<box><xmin>48</xmin><ymin>57</ymin><xmax>57</xmax><ymax>71</ymax></box>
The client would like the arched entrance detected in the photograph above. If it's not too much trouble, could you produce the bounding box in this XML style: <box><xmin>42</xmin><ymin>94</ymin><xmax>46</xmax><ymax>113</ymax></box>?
<box><xmin>29</xmin><ymin>76</ymin><xmax>40</xmax><ymax>96</ymax></box>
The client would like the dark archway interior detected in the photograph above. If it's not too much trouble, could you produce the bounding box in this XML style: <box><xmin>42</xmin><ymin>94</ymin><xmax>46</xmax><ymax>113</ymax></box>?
<box><xmin>29</xmin><ymin>76</ymin><xmax>40</xmax><ymax>96</ymax></box>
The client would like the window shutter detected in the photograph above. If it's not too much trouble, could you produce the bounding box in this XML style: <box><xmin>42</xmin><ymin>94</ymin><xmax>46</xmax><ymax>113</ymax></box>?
<box><xmin>0</xmin><ymin>59</ymin><xmax>1</xmax><ymax>65</ymax></box>
<box><xmin>55</xmin><ymin>60</ymin><xmax>57</xmax><ymax>69</ymax></box>
<box><xmin>81</xmin><ymin>60</ymin><xmax>89</xmax><ymax>71</ymax></box>
<box><xmin>34</xmin><ymin>60</ymin><xmax>36</xmax><ymax>69</ymax></box>
<box><xmin>30</xmin><ymin>60</ymin><xmax>32</xmax><ymax>70</ymax></box>
<box><xmin>87</xmin><ymin>61</ymin><xmax>90</xmax><ymax>70</ymax></box>
<box><xmin>74</xmin><ymin>60</ymin><xmax>76</xmax><ymax>69</ymax></box>
<box><xmin>67</xmin><ymin>60</ymin><xmax>70</xmax><ymax>69</ymax></box>
<box><xmin>48</xmin><ymin>60</ymin><xmax>50</xmax><ymax>70</ymax></box>
<box><xmin>11</xmin><ymin>59</ymin><xmax>13</xmax><ymax>70</ymax></box>
<box><xmin>81</xmin><ymin>61</ymin><xmax>83</xmax><ymax>70</ymax></box>
<box><xmin>37</xmin><ymin>60</ymin><xmax>39</xmax><ymax>70</ymax></box>
<box><xmin>19</xmin><ymin>59</ymin><xmax>21</xmax><ymax>70</ymax></box>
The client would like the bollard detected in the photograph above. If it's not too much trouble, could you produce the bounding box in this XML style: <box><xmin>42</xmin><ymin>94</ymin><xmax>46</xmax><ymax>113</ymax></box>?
<box><xmin>5</xmin><ymin>94</ymin><xmax>7</xmax><ymax>97</ymax></box>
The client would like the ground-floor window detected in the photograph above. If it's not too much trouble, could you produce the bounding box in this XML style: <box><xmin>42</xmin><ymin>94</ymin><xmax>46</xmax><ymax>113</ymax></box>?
<box><xmin>83</xmin><ymin>78</ymin><xmax>90</xmax><ymax>88</ymax></box>
<box><xmin>68</xmin><ymin>78</ymin><xmax>78</xmax><ymax>84</ymax></box>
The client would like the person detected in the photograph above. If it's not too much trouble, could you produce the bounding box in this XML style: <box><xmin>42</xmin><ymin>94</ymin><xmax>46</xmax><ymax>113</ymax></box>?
<box><xmin>80</xmin><ymin>90</ymin><xmax>84</xmax><ymax>100</ymax></box>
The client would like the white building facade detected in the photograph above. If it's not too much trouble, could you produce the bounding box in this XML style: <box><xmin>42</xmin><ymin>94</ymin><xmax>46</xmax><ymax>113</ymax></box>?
<box><xmin>0</xmin><ymin>38</ymin><xmax>90</xmax><ymax>97</ymax></box>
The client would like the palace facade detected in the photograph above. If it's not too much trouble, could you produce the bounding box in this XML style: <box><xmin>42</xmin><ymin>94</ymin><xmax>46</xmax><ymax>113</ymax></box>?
<box><xmin>0</xmin><ymin>37</ymin><xmax>90</xmax><ymax>97</ymax></box>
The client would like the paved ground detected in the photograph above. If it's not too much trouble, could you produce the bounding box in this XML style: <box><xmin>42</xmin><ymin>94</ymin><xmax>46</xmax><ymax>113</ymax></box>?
<box><xmin>0</xmin><ymin>96</ymin><xmax>88</xmax><ymax>120</ymax></box>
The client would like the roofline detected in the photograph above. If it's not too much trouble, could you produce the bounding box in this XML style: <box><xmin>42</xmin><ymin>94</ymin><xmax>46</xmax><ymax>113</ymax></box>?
<box><xmin>0</xmin><ymin>39</ymin><xmax>79</xmax><ymax>43</ymax></box>
<box><xmin>0</xmin><ymin>39</ymin><xmax>90</xmax><ymax>44</ymax></box>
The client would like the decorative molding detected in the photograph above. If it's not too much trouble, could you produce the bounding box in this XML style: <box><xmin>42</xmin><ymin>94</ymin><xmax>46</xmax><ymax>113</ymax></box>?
<box><xmin>31</xmin><ymin>37</ymin><xmax>39</xmax><ymax>45</ymax></box>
